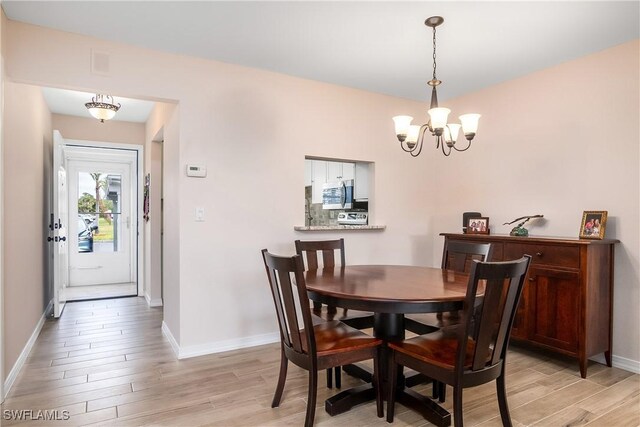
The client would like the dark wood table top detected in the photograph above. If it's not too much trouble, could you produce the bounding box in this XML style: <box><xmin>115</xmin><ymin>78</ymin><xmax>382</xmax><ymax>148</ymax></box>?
<box><xmin>305</xmin><ymin>265</ymin><xmax>475</xmax><ymax>314</ymax></box>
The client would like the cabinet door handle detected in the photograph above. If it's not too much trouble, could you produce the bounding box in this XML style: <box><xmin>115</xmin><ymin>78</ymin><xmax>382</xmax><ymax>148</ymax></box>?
<box><xmin>528</xmin><ymin>277</ymin><xmax>535</xmax><ymax>281</ymax></box>
<box><xmin>536</xmin><ymin>252</ymin><xmax>543</xmax><ymax>257</ymax></box>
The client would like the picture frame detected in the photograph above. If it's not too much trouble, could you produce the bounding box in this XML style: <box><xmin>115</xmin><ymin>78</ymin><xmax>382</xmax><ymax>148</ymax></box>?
<box><xmin>579</xmin><ymin>211</ymin><xmax>608</xmax><ymax>239</ymax></box>
<box><xmin>467</xmin><ymin>217</ymin><xmax>490</xmax><ymax>235</ymax></box>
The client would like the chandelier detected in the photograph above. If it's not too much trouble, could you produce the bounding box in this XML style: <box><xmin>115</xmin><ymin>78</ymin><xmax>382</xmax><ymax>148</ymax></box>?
<box><xmin>85</xmin><ymin>94</ymin><xmax>121</xmax><ymax>123</ymax></box>
<box><xmin>393</xmin><ymin>16</ymin><xmax>481</xmax><ymax>157</ymax></box>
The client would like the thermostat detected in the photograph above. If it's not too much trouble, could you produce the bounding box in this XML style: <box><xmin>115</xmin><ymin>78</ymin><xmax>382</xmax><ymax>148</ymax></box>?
<box><xmin>186</xmin><ymin>164</ymin><xmax>207</xmax><ymax>178</ymax></box>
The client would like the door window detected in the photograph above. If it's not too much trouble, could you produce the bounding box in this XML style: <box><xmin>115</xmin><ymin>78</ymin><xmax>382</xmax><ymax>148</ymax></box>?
<box><xmin>76</xmin><ymin>171</ymin><xmax>122</xmax><ymax>253</ymax></box>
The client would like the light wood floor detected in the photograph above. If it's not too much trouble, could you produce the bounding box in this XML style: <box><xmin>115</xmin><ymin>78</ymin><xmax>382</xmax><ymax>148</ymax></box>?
<box><xmin>2</xmin><ymin>297</ymin><xmax>638</xmax><ymax>426</ymax></box>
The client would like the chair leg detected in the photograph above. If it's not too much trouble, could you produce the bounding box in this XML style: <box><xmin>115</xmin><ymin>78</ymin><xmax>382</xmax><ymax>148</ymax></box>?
<box><xmin>433</xmin><ymin>380</ymin><xmax>439</xmax><ymax>399</ymax></box>
<box><xmin>334</xmin><ymin>366</ymin><xmax>342</xmax><ymax>389</ymax></box>
<box><xmin>326</xmin><ymin>368</ymin><xmax>332</xmax><ymax>388</ymax></box>
<box><xmin>453</xmin><ymin>385</ymin><xmax>463</xmax><ymax>427</ymax></box>
<box><xmin>439</xmin><ymin>381</ymin><xmax>447</xmax><ymax>403</ymax></box>
<box><xmin>304</xmin><ymin>370</ymin><xmax>318</xmax><ymax>427</ymax></box>
<box><xmin>496</xmin><ymin>374</ymin><xmax>513</xmax><ymax>427</ymax></box>
<box><xmin>373</xmin><ymin>348</ymin><xmax>383</xmax><ymax>418</ymax></box>
<box><xmin>386</xmin><ymin>351</ymin><xmax>398</xmax><ymax>423</ymax></box>
<box><xmin>271</xmin><ymin>349</ymin><xmax>288</xmax><ymax>408</ymax></box>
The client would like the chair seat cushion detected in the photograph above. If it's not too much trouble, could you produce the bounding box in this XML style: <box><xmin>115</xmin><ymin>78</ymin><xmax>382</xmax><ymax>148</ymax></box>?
<box><xmin>302</xmin><ymin>320</ymin><xmax>381</xmax><ymax>355</ymax></box>
<box><xmin>389</xmin><ymin>330</ymin><xmax>478</xmax><ymax>370</ymax></box>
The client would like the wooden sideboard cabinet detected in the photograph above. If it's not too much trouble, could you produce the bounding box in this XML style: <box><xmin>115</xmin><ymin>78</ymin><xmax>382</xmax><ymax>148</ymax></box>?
<box><xmin>441</xmin><ymin>233</ymin><xmax>618</xmax><ymax>378</ymax></box>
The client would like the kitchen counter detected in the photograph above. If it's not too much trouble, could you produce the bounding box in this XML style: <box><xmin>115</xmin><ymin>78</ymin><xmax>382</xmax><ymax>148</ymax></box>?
<box><xmin>294</xmin><ymin>225</ymin><xmax>386</xmax><ymax>231</ymax></box>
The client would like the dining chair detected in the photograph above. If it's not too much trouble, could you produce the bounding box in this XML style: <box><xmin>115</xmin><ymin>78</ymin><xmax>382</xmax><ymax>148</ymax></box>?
<box><xmin>295</xmin><ymin>238</ymin><xmax>375</xmax><ymax>388</ymax></box>
<box><xmin>261</xmin><ymin>249</ymin><xmax>383</xmax><ymax>427</ymax></box>
<box><xmin>405</xmin><ymin>241</ymin><xmax>492</xmax><ymax>400</ymax></box>
<box><xmin>387</xmin><ymin>256</ymin><xmax>532</xmax><ymax>427</ymax></box>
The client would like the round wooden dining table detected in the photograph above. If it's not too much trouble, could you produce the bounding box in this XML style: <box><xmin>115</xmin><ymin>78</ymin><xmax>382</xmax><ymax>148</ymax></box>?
<box><xmin>305</xmin><ymin>265</ymin><xmax>475</xmax><ymax>427</ymax></box>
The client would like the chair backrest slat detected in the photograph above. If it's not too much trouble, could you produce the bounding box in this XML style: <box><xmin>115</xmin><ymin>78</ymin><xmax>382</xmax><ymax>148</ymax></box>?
<box><xmin>456</xmin><ymin>256</ymin><xmax>531</xmax><ymax>374</ymax></box>
<box><xmin>442</xmin><ymin>241</ymin><xmax>492</xmax><ymax>273</ymax></box>
<box><xmin>262</xmin><ymin>250</ymin><xmax>315</xmax><ymax>357</ymax></box>
<box><xmin>295</xmin><ymin>239</ymin><xmax>345</xmax><ymax>271</ymax></box>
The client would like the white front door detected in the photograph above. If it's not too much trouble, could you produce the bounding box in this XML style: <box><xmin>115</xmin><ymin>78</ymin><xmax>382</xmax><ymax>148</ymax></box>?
<box><xmin>66</xmin><ymin>149</ymin><xmax>137</xmax><ymax>286</ymax></box>
<box><xmin>52</xmin><ymin>131</ymin><xmax>69</xmax><ymax>317</ymax></box>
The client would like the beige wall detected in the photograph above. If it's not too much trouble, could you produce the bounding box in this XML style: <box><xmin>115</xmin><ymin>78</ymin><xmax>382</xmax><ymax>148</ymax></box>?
<box><xmin>3</xmin><ymin>18</ymin><xmax>638</xmax><ymax>368</ymax></box>
<box><xmin>431</xmin><ymin>40</ymin><xmax>640</xmax><ymax>365</ymax></box>
<box><xmin>143</xmin><ymin>102</ymin><xmax>177</xmax><ymax>316</ymax></box>
<box><xmin>2</xmin><ymin>19</ymin><xmax>431</xmax><ymax>353</ymax></box>
<box><xmin>2</xmin><ymin>82</ymin><xmax>52</xmax><ymax>379</ymax></box>
<box><xmin>51</xmin><ymin>114</ymin><xmax>145</xmax><ymax>146</ymax></box>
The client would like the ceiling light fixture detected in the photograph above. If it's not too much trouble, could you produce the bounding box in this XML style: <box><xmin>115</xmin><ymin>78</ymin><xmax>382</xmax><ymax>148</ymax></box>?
<box><xmin>85</xmin><ymin>94</ymin><xmax>121</xmax><ymax>123</ymax></box>
<box><xmin>393</xmin><ymin>16</ymin><xmax>481</xmax><ymax>157</ymax></box>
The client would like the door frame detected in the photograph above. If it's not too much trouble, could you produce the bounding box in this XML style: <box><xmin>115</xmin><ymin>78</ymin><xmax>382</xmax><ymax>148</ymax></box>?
<box><xmin>64</xmin><ymin>139</ymin><xmax>144</xmax><ymax>297</ymax></box>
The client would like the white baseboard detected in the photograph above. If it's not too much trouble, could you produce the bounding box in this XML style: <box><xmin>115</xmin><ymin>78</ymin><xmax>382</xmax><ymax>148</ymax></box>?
<box><xmin>161</xmin><ymin>321</ymin><xmax>279</xmax><ymax>360</ymax></box>
<box><xmin>144</xmin><ymin>293</ymin><xmax>163</xmax><ymax>307</ymax></box>
<box><xmin>4</xmin><ymin>299</ymin><xmax>53</xmax><ymax>398</ymax></box>
<box><xmin>591</xmin><ymin>354</ymin><xmax>640</xmax><ymax>374</ymax></box>
<box><xmin>161</xmin><ymin>321</ymin><xmax>180</xmax><ymax>358</ymax></box>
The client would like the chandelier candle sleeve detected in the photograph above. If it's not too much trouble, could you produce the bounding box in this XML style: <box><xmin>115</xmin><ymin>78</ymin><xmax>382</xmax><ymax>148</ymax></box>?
<box><xmin>392</xmin><ymin>16</ymin><xmax>481</xmax><ymax>157</ymax></box>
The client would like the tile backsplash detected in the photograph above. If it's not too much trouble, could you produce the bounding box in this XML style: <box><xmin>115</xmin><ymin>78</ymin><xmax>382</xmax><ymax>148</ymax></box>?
<box><xmin>305</xmin><ymin>186</ymin><xmax>339</xmax><ymax>226</ymax></box>
<box><xmin>304</xmin><ymin>186</ymin><xmax>368</xmax><ymax>226</ymax></box>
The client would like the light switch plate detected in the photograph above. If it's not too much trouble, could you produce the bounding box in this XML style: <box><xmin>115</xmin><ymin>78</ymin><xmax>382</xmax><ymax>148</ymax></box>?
<box><xmin>195</xmin><ymin>207</ymin><xmax>205</xmax><ymax>222</ymax></box>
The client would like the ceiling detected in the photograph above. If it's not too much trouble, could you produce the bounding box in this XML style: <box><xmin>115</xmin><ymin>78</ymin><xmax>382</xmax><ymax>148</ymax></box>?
<box><xmin>4</xmin><ymin>2</ymin><xmax>639</xmax><ymax>103</ymax></box>
<box><xmin>41</xmin><ymin>87</ymin><xmax>155</xmax><ymax>123</ymax></box>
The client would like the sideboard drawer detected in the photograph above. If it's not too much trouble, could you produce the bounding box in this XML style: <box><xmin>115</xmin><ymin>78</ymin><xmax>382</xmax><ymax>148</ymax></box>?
<box><xmin>504</xmin><ymin>243</ymin><xmax>580</xmax><ymax>268</ymax></box>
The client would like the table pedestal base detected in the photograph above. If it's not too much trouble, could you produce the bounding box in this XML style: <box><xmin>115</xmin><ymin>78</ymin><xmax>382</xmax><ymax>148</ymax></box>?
<box><xmin>324</xmin><ymin>383</ymin><xmax>451</xmax><ymax>427</ymax></box>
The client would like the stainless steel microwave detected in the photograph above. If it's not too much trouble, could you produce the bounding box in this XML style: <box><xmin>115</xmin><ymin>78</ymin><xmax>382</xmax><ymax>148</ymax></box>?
<box><xmin>322</xmin><ymin>180</ymin><xmax>354</xmax><ymax>210</ymax></box>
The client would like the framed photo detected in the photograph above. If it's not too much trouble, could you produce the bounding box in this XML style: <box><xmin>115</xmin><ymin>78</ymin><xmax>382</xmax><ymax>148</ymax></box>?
<box><xmin>579</xmin><ymin>211</ymin><xmax>608</xmax><ymax>239</ymax></box>
<box><xmin>467</xmin><ymin>217</ymin><xmax>490</xmax><ymax>234</ymax></box>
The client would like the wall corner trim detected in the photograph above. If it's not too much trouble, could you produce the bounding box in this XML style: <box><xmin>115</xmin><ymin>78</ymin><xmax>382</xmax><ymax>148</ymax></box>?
<box><xmin>144</xmin><ymin>293</ymin><xmax>163</xmax><ymax>307</ymax></box>
<box><xmin>3</xmin><ymin>299</ymin><xmax>53</xmax><ymax>399</ymax></box>
<box><xmin>161</xmin><ymin>321</ymin><xmax>180</xmax><ymax>358</ymax></box>
<box><xmin>161</xmin><ymin>323</ymin><xmax>279</xmax><ymax>360</ymax></box>
<box><xmin>590</xmin><ymin>354</ymin><xmax>640</xmax><ymax>374</ymax></box>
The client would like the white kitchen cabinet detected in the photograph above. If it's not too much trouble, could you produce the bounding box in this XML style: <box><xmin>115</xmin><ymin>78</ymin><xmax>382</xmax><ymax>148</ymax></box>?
<box><xmin>355</xmin><ymin>162</ymin><xmax>370</xmax><ymax>200</ymax></box>
<box><xmin>342</xmin><ymin>162</ymin><xmax>355</xmax><ymax>180</ymax></box>
<box><xmin>327</xmin><ymin>162</ymin><xmax>342</xmax><ymax>182</ymax></box>
<box><xmin>327</xmin><ymin>161</ymin><xmax>355</xmax><ymax>182</ymax></box>
<box><xmin>311</xmin><ymin>160</ymin><xmax>327</xmax><ymax>204</ymax></box>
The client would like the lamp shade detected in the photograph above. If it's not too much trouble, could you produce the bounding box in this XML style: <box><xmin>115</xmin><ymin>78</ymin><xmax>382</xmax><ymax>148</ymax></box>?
<box><xmin>459</xmin><ymin>113</ymin><xmax>481</xmax><ymax>135</ymax></box>
<box><xmin>392</xmin><ymin>115</ymin><xmax>413</xmax><ymax>138</ymax></box>
<box><xmin>87</xmin><ymin>107</ymin><xmax>117</xmax><ymax>121</ymax></box>
<box><xmin>444</xmin><ymin>123</ymin><xmax>461</xmax><ymax>143</ymax></box>
<box><xmin>406</xmin><ymin>125</ymin><xmax>420</xmax><ymax>144</ymax></box>
<box><xmin>427</xmin><ymin>107</ymin><xmax>450</xmax><ymax>130</ymax></box>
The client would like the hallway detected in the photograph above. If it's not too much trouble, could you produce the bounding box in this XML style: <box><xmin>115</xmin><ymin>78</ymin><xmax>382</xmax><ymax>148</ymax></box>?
<box><xmin>1</xmin><ymin>297</ymin><xmax>638</xmax><ymax>426</ymax></box>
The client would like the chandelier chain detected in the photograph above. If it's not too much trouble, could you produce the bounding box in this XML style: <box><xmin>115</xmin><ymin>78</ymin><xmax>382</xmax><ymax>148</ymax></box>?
<box><xmin>432</xmin><ymin>26</ymin><xmax>437</xmax><ymax>81</ymax></box>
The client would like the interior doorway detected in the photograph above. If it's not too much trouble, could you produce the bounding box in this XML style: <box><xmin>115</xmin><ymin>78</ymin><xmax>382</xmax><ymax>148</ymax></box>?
<box><xmin>52</xmin><ymin>135</ymin><xmax>143</xmax><ymax>307</ymax></box>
